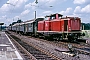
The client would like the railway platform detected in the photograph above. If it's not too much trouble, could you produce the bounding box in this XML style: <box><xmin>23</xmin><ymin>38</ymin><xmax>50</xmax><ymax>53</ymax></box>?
<box><xmin>0</xmin><ymin>31</ymin><xmax>23</xmax><ymax>60</ymax></box>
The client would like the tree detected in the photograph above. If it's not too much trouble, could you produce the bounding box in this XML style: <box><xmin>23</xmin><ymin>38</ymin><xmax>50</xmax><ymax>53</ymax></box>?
<box><xmin>12</xmin><ymin>22</ymin><xmax>17</xmax><ymax>25</ymax></box>
<box><xmin>82</xmin><ymin>23</ymin><xmax>90</xmax><ymax>30</ymax></box>
<box><xmin>17</xmin><ymin>19</ymin><xmax>23</xmax><ymax>23</ymax></box>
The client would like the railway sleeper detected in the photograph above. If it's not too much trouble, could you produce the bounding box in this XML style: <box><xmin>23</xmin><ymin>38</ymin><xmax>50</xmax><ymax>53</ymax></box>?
<box><xmin>10</xmin><ymin>34</ymin><xmax>57</xmax><ymax>60</ymax></box>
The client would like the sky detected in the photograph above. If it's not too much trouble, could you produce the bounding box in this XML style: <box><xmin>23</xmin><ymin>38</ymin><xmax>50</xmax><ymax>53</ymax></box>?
<box><xmin>0</xmin><ymin>0</ymin><xmax>90</xmax><ymax>26</ymax></box>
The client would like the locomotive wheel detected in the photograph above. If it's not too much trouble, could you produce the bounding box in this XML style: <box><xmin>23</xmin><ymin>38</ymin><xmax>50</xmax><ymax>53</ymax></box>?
<box><xmin>56</xmin><ymin>38</ymin><xmax>62</xmax><ymax>42</ymax></box>
<box><xmin>45</xmin><ymin>36</ymin><xmax>53</xmax><ymax>41</ymax></box>
<box><xmin>58</xmin><ymin>36</ymin><xmax>63</xmax><ymax>41</ymax></box>
<box><xmin>68</xmin><ymin>38</ymin><xmax>72</xmax><ymax>42</ymax></box>
<box><xmin>68</xmin><ymin>36</ymin><xmax>74</xmax><ymax>42</ymax></box>
<box><xmin>43</xmin><ymin>36</ymin><xmax>48</xmax><ymax>40</ymax></box>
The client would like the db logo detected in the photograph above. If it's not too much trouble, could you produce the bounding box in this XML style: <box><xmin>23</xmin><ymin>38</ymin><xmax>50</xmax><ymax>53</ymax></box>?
<box><xmin>45</xmin><ymin>23</ymin><xmax>48</xmax><ymax>27</ymax></box>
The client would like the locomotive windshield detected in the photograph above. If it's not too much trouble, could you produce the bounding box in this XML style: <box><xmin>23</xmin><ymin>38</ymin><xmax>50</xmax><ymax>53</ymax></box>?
<box><xmin>50</xmin><ymin>16</ymin><xmax>56</xmax><ymax>20</ymax></box>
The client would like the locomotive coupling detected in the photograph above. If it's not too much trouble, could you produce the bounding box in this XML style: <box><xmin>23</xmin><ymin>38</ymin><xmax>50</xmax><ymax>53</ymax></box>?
<box><xmin>67</xmin><ymin>33</ymin><xmax>74</xmax><ymax>39</ymax></box>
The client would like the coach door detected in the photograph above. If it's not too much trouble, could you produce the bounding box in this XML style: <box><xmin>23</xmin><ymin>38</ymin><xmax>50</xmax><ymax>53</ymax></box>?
<box><xmin>25</xmin><ymin>24</ymin><xmax>28</xmax><ymax>33</ymax></box>
<box><xmin>24</xmin><ymin>24</ymin><xmax>25</xmax><ymax>33</ymax></box>
<box><xmin>33</xmin><ymin>22</ymin><xmax>37</xmax><ymax>36</ymax></box>
<box><xmin>64</xmin><ymin>20</ymin><xmax>68</xmax><ymax>31</ymax></box>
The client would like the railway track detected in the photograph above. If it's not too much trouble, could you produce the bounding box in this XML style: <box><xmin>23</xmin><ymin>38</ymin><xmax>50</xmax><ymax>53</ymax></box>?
<box><xmin>6</xmin><ymin>31</ymin><xmax>61</xmax><ymax>60</ymax></box>
<box><xmin>55</xmin><ymin>41</ymin><xmax>90</xmax><ymax>55</ymax></box>
<box><xmin>7</xmin><ymin>31</ymin><xmax>90</xmax><ymax>60</ymax></box>
<box><xmin>6</xmin><ymin>32</ymin><xmax>37</xmax><ymax>60</ymax></box>
<box><xmin>27</xmin><ymin>34</ymin><xmax>90</xmax><ymax>56</ymax></box>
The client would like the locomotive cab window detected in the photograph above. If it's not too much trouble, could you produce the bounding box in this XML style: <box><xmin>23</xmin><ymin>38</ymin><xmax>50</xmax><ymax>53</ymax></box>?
<box><xmin>44</xmin><ymin>17</ymin><xmax>48</xmax><ymax>20</ymax></box>
<box><xmin>59</xmin><ymin>16</ymin><xmax>62</xmax><ymax>19</ymax></box>
<box><xmin>50</xmin><ymin>16</ymin><xmax>56</xmax><ymax>20</ymax></box>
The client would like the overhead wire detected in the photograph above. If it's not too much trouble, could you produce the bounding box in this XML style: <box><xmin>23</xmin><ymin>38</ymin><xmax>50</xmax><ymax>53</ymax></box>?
<box><xmin>30</xmin><ymin>0</ymin><xmax>53</xmax><ymax>10</ymax></box>
<box><xmin>7</xmin><ymin>0</ymin><xmax>19</xmax><ymax>23</ymax></box>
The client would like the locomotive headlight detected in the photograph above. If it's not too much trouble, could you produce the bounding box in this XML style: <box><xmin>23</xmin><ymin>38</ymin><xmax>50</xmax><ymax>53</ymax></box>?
<box><xmin>69</xmin><ymin>27</ymin><xmax>71</xmax><ymax>30</ymax></box>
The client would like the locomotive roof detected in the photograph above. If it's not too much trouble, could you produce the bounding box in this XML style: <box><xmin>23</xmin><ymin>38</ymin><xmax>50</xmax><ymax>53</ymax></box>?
<box><xmin>45</xmin><ymin>13</ymin><xmax>63</xmax><ymax>17</ymax></box>
<box><xmin>61</xmin><ymin>16</ymin><xmax>80</xmax><ymax>19</ymax></box>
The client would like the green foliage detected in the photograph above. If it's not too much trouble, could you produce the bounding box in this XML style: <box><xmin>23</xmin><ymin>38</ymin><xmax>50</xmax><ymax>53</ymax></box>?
<box><xmin>0</xmin><ymin>26</ymin><xmax>7</xmax><ymax>30</ymax></box>
<box><xmin>17</xmin><ymin>19</ymin><xmax>23</xmax><ymax>23</ymax></box>
<box><xmin>9</xmin><ymin>19</ymin><xmax>23</xmax><ymax>26</ymax></box>
<box><xmin>82</xmin><ymin>23</ymin><xmax>90</xmax><ymax>30</ymax></box>
<box><xmin>12</xmin><ymin>22</ymin><xmax>17</xmax><ymax>25</ymax></box>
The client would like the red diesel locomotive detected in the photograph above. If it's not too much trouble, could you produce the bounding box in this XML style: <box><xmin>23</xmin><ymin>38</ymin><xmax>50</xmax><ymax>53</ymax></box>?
<box><xmin>37</xmin><ymin>13</ymin><xmax>83</xmax><ymax>41</ymax></box>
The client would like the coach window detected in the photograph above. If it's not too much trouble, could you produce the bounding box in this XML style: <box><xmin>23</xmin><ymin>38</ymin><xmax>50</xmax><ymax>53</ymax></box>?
<box><xmin>29</xmin><ymin>23</ymin><xmax>32</xmax><ymax>27</ymax></box>
<box><xmin>31</xmin><ymin>23</ymin><xmax>32</xmax><ymax>26</ymax></box>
